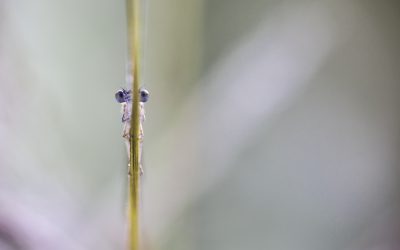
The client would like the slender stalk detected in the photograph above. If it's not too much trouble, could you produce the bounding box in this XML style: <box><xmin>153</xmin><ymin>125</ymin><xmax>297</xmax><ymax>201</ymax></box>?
<box><xmin>126</xmin><ymin>0</ymin><xmax>142</xmax><ymax>249</ymax></box>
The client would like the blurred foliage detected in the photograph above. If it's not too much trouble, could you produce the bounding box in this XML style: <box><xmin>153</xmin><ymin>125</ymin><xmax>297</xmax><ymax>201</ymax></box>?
<box><xmin>1</xmin><ymin>1</ymin><xmax>400</xmax><ymax>250</ymax></box>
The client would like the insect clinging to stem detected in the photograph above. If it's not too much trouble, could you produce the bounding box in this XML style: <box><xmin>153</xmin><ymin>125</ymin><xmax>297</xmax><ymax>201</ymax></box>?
<box><xmin>115</xmin><ymin>87</ymin><xmax>149</xmax><ymax>175</ymax></box>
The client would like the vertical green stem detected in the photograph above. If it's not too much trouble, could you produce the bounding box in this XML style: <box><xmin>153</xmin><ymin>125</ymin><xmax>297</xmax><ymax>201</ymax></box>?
<box><xmin>126</xmin><ymin>0</ymin><xmax>141</xmax><ymax>249</ymax></box>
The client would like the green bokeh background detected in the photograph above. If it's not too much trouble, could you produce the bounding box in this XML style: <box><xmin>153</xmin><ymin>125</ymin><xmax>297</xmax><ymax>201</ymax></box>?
<box><xmin>1</xmin><ymin>1</ymin><xmax>400</xmax><ymax>250</ymax></box>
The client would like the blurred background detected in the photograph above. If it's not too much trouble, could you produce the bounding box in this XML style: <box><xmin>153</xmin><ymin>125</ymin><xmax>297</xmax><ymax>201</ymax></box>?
<box><xmin>1</xmin><ymin>0</ymin><xmax>400</xmax><ymax>249</ymax></box>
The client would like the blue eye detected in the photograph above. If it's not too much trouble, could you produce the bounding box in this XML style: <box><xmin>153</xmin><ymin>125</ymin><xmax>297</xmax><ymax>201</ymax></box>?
<box><xmin>140</xmin><ymin>88</ymin><xmax>149</xmax><ymax>103</ymax></box>
<box><xmin>116</xmin><ymin>88</ymin><xmax>147</xmax><ymax>103</ymax></box>
<box><xmin>115</xmin><ymin>89</ymin><xmax>127</xmax><ymax>103</ymax></box>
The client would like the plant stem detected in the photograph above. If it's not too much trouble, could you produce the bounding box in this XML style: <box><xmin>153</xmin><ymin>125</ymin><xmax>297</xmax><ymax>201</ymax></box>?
<box><xmin>126</xmin><ymin>0</ymin><xmax>142</xmax><ymax>249</ymax></box>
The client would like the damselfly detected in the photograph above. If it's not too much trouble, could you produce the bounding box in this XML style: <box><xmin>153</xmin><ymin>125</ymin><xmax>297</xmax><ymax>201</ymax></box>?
<box><xmin>115</xmin><ymin>88</ymin><xmax>149</xmax><ymax>175</ymax></box>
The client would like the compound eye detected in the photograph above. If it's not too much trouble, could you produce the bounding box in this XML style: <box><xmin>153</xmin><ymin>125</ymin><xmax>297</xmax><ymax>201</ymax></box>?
<box><xmin>115</xmin><ymin>89</ymin><xmax>126</xmax><ymax>103</ymax></box>
<box><xmin>140</xmin><ymin>88</ymin><xmax>149</xmax><ymax>103</ymax></box>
